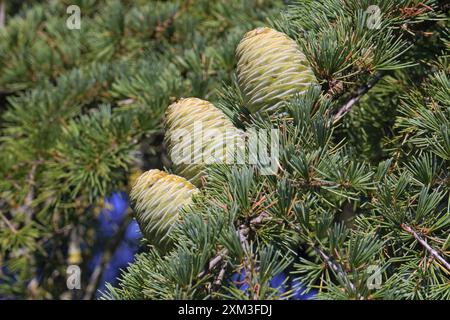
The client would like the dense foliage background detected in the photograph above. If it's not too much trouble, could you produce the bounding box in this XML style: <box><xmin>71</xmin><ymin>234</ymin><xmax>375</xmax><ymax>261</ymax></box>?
<box><xmin>0</xmin><ymin>0</ymin><xmax>449</xmax><ymax>300</ymax></box>
<box><xmin>0</xmin><ymin>0</ymin><xmax>281</xmax><ymax>299</ymax></box>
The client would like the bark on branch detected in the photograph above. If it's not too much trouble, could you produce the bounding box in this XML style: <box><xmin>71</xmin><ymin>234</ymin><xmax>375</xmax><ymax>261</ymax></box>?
<box><xmin>197</xmin><ymin>212</ymin><xmax>271</xmax><ymax>279</ymax></box>
<box><xmin>313</xmin><ymin>247</ymin><xmax>358</xmax><ymax>295</ymax></box>
<box><xmin>401</xmin><ymin>223</ymin><xmax>450</xmax><ymax>273</ymax></box>
<box><xmin>333</xmin><ymin>73</ymin><xmax>384</xmax><ymax>124</ymax></box>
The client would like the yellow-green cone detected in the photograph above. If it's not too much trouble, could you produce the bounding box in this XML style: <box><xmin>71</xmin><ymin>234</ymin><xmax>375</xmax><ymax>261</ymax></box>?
<box><xmin>130</xmin><ymin>169</ymin><xmax>198</xmax><ymax>251</ymax></box>
<box><xmin>165</xmin><ymin>98</ymin><xmax>244</xmax><ymax>185</ymax></box>
<box><xmin>236</xmin><ymin>27</ymin><xmax>317</xmax><ymax>113</ymax></box>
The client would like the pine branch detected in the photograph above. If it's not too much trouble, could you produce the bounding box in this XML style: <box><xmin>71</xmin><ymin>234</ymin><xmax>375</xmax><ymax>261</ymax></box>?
<box><xmin>154</xmin><ymin>0</ymin><xmax>192</xmax><ymax>39</ymax></box>
<box><xmin>0</xmin><ymin>210</ymin><xmax>17</xmax><ymax>234</ymax></box>
<box><xmin>197</xmin><ymin>212</ymin><xmax>271</xmax><ymax>279</ymax></box>
<box><xmin>19</xmin><ymin>161</ymin><xmax>42</xmax><ymax>221</ymax></box>
<box><xmin>213</xmin><ymin>262</ymin><xmax>227</xmax><ymax>287</ymax></box>
<box><xmin>333</xmin><ymin>73</ymin><xmax>384</xmax><ymax>124</ymax></box>
<box><xmin>197</xmin><ymin>249</ymin><xmax>227</xmax><ymax>279</ymax></box>
<box><xmin>401</xmin><ymin>223</ymin><xmax>450</xmax><ymax>273</ymax></box>
<box><xmin>36</xmin><ymin>29</ymin><xmax>70</xmax><ymax>67</ymax></box>
<box><xmin>313</xmin><ymin>246</ymin><xmax>358</xmax><ymax>296</ymax></box>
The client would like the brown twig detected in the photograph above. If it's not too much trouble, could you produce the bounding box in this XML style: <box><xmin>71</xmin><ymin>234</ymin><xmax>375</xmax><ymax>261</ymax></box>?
<box><xmin>238</xmin><ymin>224</ymin><xmax>250</xmax><ymax>251</ymax></box>
<box><xmin>401</xmin><ymin>223</ymin><xmax>450</xmax><ymax>273</ymax></box>
<box><xmin>154</xmin><ymin>0</ymin><xmax>192</xmax><ymax>38</ymax></box>
<box><xmin>0</xmin><ymin>210</ymin><xmax>17</xmax><ymax>234</ymax></box>
<box><xmin>197</xmin><ymin>212</ymin><xmax>271</xmax><ymax>279</ymax></box>
<box><xmin>333</xmin><ymin>73</ymin><xmax>384</xmax><ymax>124</ymax></box>
<box><xmin>313</xmin><ymin>246</ymin><xmax>358</xmax><ymax>294</ymax></box>
<box><xmin>19</xmin><ymin>161</ymin><xmax>42</xmax><ymax>220</ymax></box>
<box><xmin>36</xmin><ymin>29</ymin><xmax>70</xmax><ymax>67</ymax></box>
<box><xmin>197</xmin><ymin>249</ymin><xmax>228</xmax><ymax>278</ymax></box>
<box><xmin>213</xmin><ymin>262</ymin><xmax>227</xmax><ymax>286</ymax></box>
<box><xmin>389</xmin><ymin>132</ymin><xmax>410</xmax><ymax>172</ymax></box>
<box><xmin>289</xmin><ymin>222</ymin><xmax>358</xmax><ymax>295</ymax></box>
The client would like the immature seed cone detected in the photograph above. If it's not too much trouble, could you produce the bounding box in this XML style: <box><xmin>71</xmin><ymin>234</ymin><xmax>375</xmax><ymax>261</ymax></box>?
<box><xmin>165</xmin><ymin>98</ymin><xmax>244</xmax><ymax>185</ymax></box>
<box><xmin>130</xmin><ymin>169</ymin><xmax>198</xmax><ymax>252</ymax></box>
<box><xmin>236</xmin><ymin>27</ymin><xmax>317</xmax><ymax>113</ymax></box>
